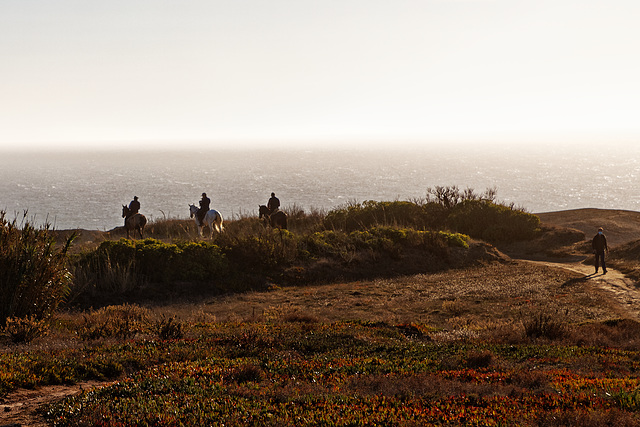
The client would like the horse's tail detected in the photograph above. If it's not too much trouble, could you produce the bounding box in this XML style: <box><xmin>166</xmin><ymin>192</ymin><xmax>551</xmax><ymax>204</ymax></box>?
<box><xmin>218</xmin><ymin>213</ymin><xmax>224</xmax><ymax>232</ymax></box>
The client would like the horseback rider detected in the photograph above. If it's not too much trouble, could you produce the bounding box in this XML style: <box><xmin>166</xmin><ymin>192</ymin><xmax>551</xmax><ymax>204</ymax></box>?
<box><xmin>267</xmin><ymin>192</ymin><xmax>280</xmax><ymax>214</ymax></box>
<box><xmin>197</xmin><ymin>192</ymin><xmax>210</xmax><ymax>225</ymax></box>
<box><xmin>124</xmin><ymin>196</ymin><xmax>140</xmax><ymax>226</ymax></box>
<box><xmin>128</xmin><ymin>196</ymin><xmax>140</xmax><ymax>215</ymax></box>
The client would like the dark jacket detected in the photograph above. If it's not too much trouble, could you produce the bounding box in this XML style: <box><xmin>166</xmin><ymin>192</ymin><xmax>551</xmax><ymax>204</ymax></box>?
<box><xmin>267</xmin><ymin>196</ymin><xmax>280</xmax><ymax>213</ymax></box>
<box><xmin>199</xmin><ymin>196</ymin><xmax>210</xmax><ymax>212</ymax></box>
<box><xmin>592</xmin><ymin>233</ymin><xmax>608</xmax><ymax>252</ymax></box>
<box><xmin>129</xmin><ymin>200</ymin><xmax>140</xmax><ymax>214</ymax></box>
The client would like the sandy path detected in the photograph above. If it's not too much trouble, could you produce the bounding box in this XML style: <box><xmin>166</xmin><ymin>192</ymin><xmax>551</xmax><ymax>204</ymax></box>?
<box><xmin>525</xmin><ymin>258</ymin><xmax>640</xmax><ymax>320</ymax></box>
<box><xmin>0</xmin><ymin>381</ymin><xmax>114</xmax><ymax>427</ymax></box>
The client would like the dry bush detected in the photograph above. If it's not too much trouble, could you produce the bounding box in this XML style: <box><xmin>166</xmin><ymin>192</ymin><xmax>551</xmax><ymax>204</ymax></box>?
<box><xmin>522</xmin><ymin>309</ymin><xmax>567</xmax><ymax>341</ymax></box>
<box><xmin>145</xmin><ymin>218</ymin><xmax>194</xmax><ymax>240</ymax></box>
<box><xmin>282</xmin><ymin>203</ymin><xmax>305</xmax><ymax>219</ymax></box>
<box><xmin>155</xmin><ymin>315</ymin><xmax>184</xmax><ymax>340</ymax></box>
<box><xmin>465</xmin><ymin>349</ymin><xmax>493</xmax><ymax>369</ymax></box>
<box><xmin>570</xmin><ymin>319</ymin><xmax>640</xmax><ymax>350</ymax></box>
<box><xmin>442</xmin><ymin>299</ymin><xmax>468</xmax><ymax>316</ymax></box>
<box><xmin>80</xmin><ymin>304</ymin><xmax>151</xmax><ymax>340</ymax></box>
<box><xmin>3</xmin><ymin>315</ymin><xmax>49</xmax><ymax>343</ymax></box>
<box><xmin>281</xmin><ymin>311</ymin><xmax>319</xmax><ymax>324</ymax></box>
<box><xmin>482</xmin><ymin>321</ymin><xmax>528</xmax><ymax>344</ymax></box>
<box><xmin>511</xmin><ymin>369</ymin><xmax>549</xmax><ymax>391</ymax></box>
<box><xmin>188</xmin><ymin>308</ymin><xmax>217</xmax><ymax>324</ymax></box>
<box><xmin>227</xmin><ymin>363</ymin><xmax>264</xmax><ymax>384</ymax></box>
<box><xmin>285</xmin><ymin>205</ymin><xmax>326</xmax><ymax>232</ymax></box>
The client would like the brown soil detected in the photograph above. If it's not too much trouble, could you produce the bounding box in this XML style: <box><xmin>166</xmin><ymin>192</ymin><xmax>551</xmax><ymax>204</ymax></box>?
<box><xmin>5</xmin><ymin>208</ymin><xmax>640</xmax><ymax>426</ymax></box>
<box><xmin>0</xmin><ymin>381</ymin><xmax>114</xmax><ymax>427</ymax></box>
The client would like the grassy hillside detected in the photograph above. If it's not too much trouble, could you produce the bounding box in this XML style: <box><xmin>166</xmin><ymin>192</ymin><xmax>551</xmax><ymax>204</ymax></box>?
<box><xmin>59</xmin><ymin>191</ymin><xmax>538</xmax><ymax>308</ymax></box>
<box><xmin>4</xmin><ymin>193</ymin><xmax>640</xmax><ymax>425</ymax></box>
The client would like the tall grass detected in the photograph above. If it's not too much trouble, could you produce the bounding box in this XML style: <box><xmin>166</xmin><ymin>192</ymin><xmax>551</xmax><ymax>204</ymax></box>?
<box><xmin>0</xmin><ymin>211</ymin><xmax>75</xmax><ymax>325</ymax></box>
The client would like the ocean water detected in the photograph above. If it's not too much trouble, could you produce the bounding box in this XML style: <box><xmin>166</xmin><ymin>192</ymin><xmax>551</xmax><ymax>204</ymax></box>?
<box><xmin>1</xmin><ymin>142</ymin><xmax>639</xmax><ymax>230</ymax></box>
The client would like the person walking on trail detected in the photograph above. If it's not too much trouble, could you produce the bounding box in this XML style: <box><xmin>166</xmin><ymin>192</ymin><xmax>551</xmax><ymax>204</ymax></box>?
<box><xmin>592</xmin><ymin>227</ymin><xmax>609</xmax><ymax>274</ymax></box>
<box><xmin>128</xmin><ymin>196</ymin><xmax>140</xmax><ymax>215</ymax></box>
<box><xmin>267</xmin><ymin>192</ymin><xmax>280</xmax><ymax>214</ymax></box>
<box><xmin>197</xmin><ymin>192</ymin><xmax>210</xmax><ymax>225</ymax></box>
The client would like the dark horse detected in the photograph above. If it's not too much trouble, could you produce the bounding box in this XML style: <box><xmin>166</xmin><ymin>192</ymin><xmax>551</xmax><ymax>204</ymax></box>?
<box><xmin>259</xmin><ymin>205</ymin><xmax>288</xmax><ymax>230</ymax></box>
<box><xmin>122</xmin><ymin>205</ymin><xmax>147</xmax><ymax>239</ymax></box>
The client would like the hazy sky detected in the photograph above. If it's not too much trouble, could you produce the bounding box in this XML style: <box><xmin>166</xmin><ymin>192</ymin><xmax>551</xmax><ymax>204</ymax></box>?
<box><xmin>1</xmin><ymin>0</ymin><xmax>639</xmax><ymax>150</ymax></box>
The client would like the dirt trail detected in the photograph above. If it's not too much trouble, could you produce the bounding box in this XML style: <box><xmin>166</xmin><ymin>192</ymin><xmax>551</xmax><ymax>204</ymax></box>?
<box><xmin>523</xmin><ymin>258</ymin><xmax>640</xmax><ymax>320</ymax></box>
<box><xmin>0</xmin><ymin>381</ymin><xmax>114</xmax><ymax>427</ymax></box>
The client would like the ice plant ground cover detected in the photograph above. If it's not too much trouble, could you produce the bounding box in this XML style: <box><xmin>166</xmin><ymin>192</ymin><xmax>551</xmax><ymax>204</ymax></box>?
<box><xmin>1</xmin><ymin>320</ymin><xmax>637</xmax><ymax>425</ymax></box>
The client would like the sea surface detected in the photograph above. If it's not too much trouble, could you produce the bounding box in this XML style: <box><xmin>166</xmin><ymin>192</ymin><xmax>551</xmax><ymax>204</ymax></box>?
<box><xmin>1</xmin><ymin>142</ymin><xmax>639</xmax><ymax>231</ymax></box>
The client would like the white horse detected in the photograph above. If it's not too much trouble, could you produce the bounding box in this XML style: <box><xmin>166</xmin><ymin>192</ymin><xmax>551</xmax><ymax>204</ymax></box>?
<box><xmin>189</xmin><ymin>204</ymin><xmax>224</xmax><ymax>238</ymax></box>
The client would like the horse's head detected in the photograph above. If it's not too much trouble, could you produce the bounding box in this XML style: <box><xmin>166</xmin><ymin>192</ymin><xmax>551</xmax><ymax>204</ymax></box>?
<box><xmin>189</xmin><ymin>204</ymin><xmax>197</xmax><ymax>218</ymax></box>
<box><xmin>258</xmin><ymin>205</ymin><xmax>268</xmax><ymax>219</ymax></box>
<box><xmin>122</xmin><ymin>205</ymin><xmax>128</xmax><ymax>218</ymax></box>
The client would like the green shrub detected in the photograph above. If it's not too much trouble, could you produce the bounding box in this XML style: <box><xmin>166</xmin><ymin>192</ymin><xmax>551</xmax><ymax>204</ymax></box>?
<box><xmin>323</xmin><ymin>193</ymin><xmax>516</xmax><ymax>237</ymax></box>
<box><xmin>447</xmin><ymin>200</ymin><xmax>540</xmax><ymax>242</ymax></box>
<box><xmin>302</xmin><ymin>227</ymin><xmax>467</xmax><ymax>261</ymax></box>
<box><xmin>74</xmin><ymin>238</ymin><xmax>229</xmax><ymax>287</ymax></box>
<box><xmin>0</xmin><ymin>211</ymin><xmax>74</xmax><ymax>325</ymax></box>
<box><xmin>222</xmin><ymin>229</ymin><xmax>300</xmax><ymax>272</ymax></box>
<box><xmin>173</xmin><ymin>240</ymin><xmax>230</xmax><ymax>281</ymax></box>
<box><xmin>304</xmin><ymin>230</ymin><xmax>354</xmax><ymax>256</ymax></box>
<box><xmin>324</xmin><ymin>200</ymin><xmax>432</xmax><ymax>232</ymax></box>
<box><xmin>436</xmin><ymin>230</ymin><xmax>470</xmax><ymax>248</ymax></box>
<box><xmin>421</xmin><ymin>202</ymin><xmax>450</xmax><ymax>229</ymax></box>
